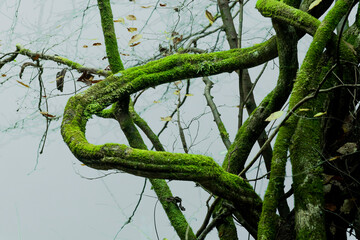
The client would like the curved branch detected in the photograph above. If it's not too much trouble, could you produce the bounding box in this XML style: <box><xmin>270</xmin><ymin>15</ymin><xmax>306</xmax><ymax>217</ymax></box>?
<box><xmin>61</xmin><ymin>40</ymin><xmax>277</xmax><ymax>228</ymax></box>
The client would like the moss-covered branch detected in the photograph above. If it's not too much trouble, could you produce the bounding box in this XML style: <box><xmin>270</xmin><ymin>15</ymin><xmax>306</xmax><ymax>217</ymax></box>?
<box><xmin>97</xmin><ymin>0</ymin><xmax>124</xmax><ymax>72</ymax></box>
<box><xmin>113</xmin><ymin>97</ymin><xmax>196</xmax><ymax>240</ymax></box>
<box><xmin>61</xmin><ymin>38</ymin><xmax>280</xmax><ymax>234</ymax></box>
<box><xmin>16</xmin><ymin>45</ymin><xmax>110</xmax><ymax>76</ymax></box>
<box><xmin>257</xmin><ymin>18</ymin><xmax>298</xmax><ymax>240</ymax></box>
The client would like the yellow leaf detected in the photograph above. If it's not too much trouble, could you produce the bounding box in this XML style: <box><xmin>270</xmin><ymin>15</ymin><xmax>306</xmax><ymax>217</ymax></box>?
<box><xmin>16</xmin><ymin>80</ymin><xmax>30</xmax><ymax>88</ymax></box>
<box><xmin>153</xmin><ymin>100</ymin><xmax>160</xmax><ymax>103</ymax></box>
<box><xmin>128</xmin><ymin>34</ymin><xmax>143</xmax><ymax>45</ymax></box>
<box><xmin>205</xmin><ymin>10</ymin><xmax>215</xmax><ymax>25</ymax></box>
<box><xmin>141</xmin><ymin>5</ymin><xmax>152</xmax><ymax>8</ymax></box>
<box><xmin>329</xmin><ymin>156</ymin><xmax>340</xmax><ymax>161</ymax></box>
<box><xmin>308</xmin><ymin>0</ymin><xmax>322</xmax><ymax>10</ymax></box>
<box><xmin>161</xmin><ymin>116</ymin><xmax>172</xmax><ymax>121</ymax></box>
<box><xmin>185</xmin><ymin>93</ymin><xmax>194</xmax><ymax>96</ymax></box>
<box><xmin>299</xmin><ymin>108</ymin><xmax>310</xmax><ymax>112</ymax></box>
<box><xmin>127</xmin><ymin>27</ymin><xmax>137</xmax><ymax>32</ymax></box>
<box><xmin>83</xmin><ymin>45</ymin><xmax>88</xmax><ymax>48</ymax></box>
<box><xmin>313</xmin><ymin>111</ymin><xmax>327</xmax><ymax>117</ymax></box>
<box><xmin>126</xmin><ymin>15</ymin><xmax>137</xmax><ymax>21</ymax></box>
<box><xmin>174</xmin><ymin>90</ymin><xmax>180</xmax><ymax>95</ymax></box>
<box><xmin>265</xmin><ymin>110</ymin><xmax>284</xmax><ymax>121</ymax></box>
<box><xmin>114</xmin><ymin>17</ymin><xmax>125</xmax><ymax>23</ymax></box>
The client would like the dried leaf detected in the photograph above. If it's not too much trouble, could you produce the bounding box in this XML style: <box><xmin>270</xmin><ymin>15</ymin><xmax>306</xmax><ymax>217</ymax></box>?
<box><xmin>93</xmin><ymin>42</ymin><xmax>102</xmax><ymax>46</ymax></box>
<box><xmin>159</xmin><ymin>3</ymin><xmax>167</xmax><ymax>7</ymax></box>
<box><xmin>77</xmin><ymin>71</ymin><xmax>94</xmax><ymax>86</ymax></box>
<box><xmin>56</xmin><ymin>68</ymin><xmax>66</xmax><ymax>92</ymax></box>
<box><xmin>90</xmin><ymin>79</ymin><xmax>103</xmax><ymax>84</ymax></box>
<box><xmin>127</xmin><ymin>27</ymin><xmax>137</xmax><ymax>32</ymax></box>
<box><xmin>141</xmin><ymin>5</ymin><xmax>152</xmax><ymax>8</ymax></box>
<box><xmin>313</xmin><ymin>111</ymin><xmax>327</xmax><ymax>117</ymax></box>
<box><xmin>337</xmin><ymin>142</ymin><xmax>357</xmax><ymax>155</ymax></box>
<box><xmin>120</xmin><ymin>53</ymin><xmax>130</xmax><ymax>56</ymax></box>
<box><xmin>16</xmin><ymin>80</ymin><xmax>30</xmax><ymax>88</ymax></box>
<box><xmin>161</xmin><ymin>116</ymin><xmax>172</xmax><ymax>121</ymax></box>
<box><xmin>129</xmin><ymin>42</ymin><xmax>141</xmax><ymax>47</ymax></box>
<box><xmin>325</xmin><ymin>203</ymin><xmax>337</xmax><ymax>212</ymax></box>
<box><xmin>83</xmin><ymin>45</ymin><xmax>88</xmax><ymax>48</ymax></box>
<box><xmin>32</xmin><ymin>54</ymin><xmax>40</xmax><ymax>61</ymax></box>
<box><xmin>308</xmin><ymin>0</ymin><xmax>322</xmax><ymax>10</ymax></box>
<box><xmin>174</xmin><ymin>90</ymin><xmax>180</xmax><ymax>95</ymax></box>
<box><xmin>128</xmin><ymin>34</ymin><xmax>143</xmax><ymax>45</ymax></box>
<box><xmin>174</xmin><ymin>81</ymin><xmax>182</xmax><ymax>85</ymax></box>
<box><xmin>1</xmin><ymin>74</ymin><xmax>6</xmax><ymax>77</ymax></box>
<box><xmin>114</xmin><ymin>17</ymin><xmax>125</xmax><ymax>23</ymax></box>
<box><xmin>265</xmin><ymin>111</ymin><xmax>284</xmax><ymax>121</ymax></box>
<box><xmin>205</xmin><ymin>10</ymin><xmax>215</xmax><ymax>25</ymax></box>
<box><xmin>40</xmin><ymin>111</ymin><xmax>56</xmax><ymax>118</ymax></box>
<box><xmin>126</xmin><ymin>15</ymin><xmax>137</xmax><ymax>20</ymax></box>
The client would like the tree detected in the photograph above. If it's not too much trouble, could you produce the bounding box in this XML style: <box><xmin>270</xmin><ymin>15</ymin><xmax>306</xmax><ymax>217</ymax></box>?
<box><xmin>1</xmin><ymin>0</ymin><xmax>360</xmax><ymax>239</ymax></box>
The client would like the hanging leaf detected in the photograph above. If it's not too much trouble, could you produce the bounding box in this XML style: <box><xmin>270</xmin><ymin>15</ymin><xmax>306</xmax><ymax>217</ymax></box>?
<box><xmin>265</xmin><ymin>110</ymin><xmax>284</xmax><ymax>121</ymax></box>
<box><xmin>337</xmin><ymin>142</ymin><xmax>357</xmax><ymax>155</ymax></box>
<box><xmin>126</xmin><ymin>15</ymin><xmax>137</xmax><ymax>20</ymax></box>
<box><xmin>329</xmin><ymin>156</ymin><xmax>340</xmax><ymax>161</ymax></box>
<box><xmin>313</xmin><ymin>111</ymin><xmax>327</xmax><ymax>117</ymax></box>
<box><xmin>127</xmin><ymin>27</ymin><xmax>137</xmax><ymax>32</ymax></box>
<box><xmin>129</xmin><ymin>42</ymin><xmax>141</xmax><ymax>47</ymax></box>
<box><xmin>161</xmin><ymin>116</ymin><xmax>172</xmax><ymax>121</ymax></box>
<box><xmin>40</xmin><ymin>111</ymin><xmax>56</xmax><ymax>118</ymax></box>
<box><xmin>114</xmin><ymin>17</ymin><xmax>125</xmax><ymax>23</ymax></box>
<box><xmin>16</xmin><ymin>80</ymin><xmax>30</xmax><ymax>88</ymax></box>
<box><xmin>90</xmin><ymin>79</ymin><xmax>103</xmax><ymax>84</ymax></box>
<box><xmin>128</xmin><ymin>34</ymin><xmax>143</xmax><ymax>45</ymax></box>
<box><xmin>32</xmin><ymin>54</ymin><xmax>40</xmax><ymax>61</ymax></box>
<box><xmin>205</xmin><ymin>10</ymin><xmax>215</xmax><ymax>25</ymax></box>
<box><xmin>56</xmin><ymin>68</ymin><xmax>67</xmax><ymax>92</ymax></box>
<box><xmin>93</xmin><ymin>42</ymin><xmax>102</xmax><ymax>46</ymax></box>
<box><xmin>299</xmin><ymin>108</ymin><xmax>310</xmax><ymax>112</ymax></box>
<box><xmin>308</xmin><ymin>0</ymin><xmax>322</xmax><ymax>10</ymax></box>
<box><xmin>77</xmin><ymin>71</ymin><xmax>94</xmax><ymax>86</ymax></box>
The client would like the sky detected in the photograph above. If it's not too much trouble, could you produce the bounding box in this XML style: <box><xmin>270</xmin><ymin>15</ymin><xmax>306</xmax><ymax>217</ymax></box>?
<box><xmin>0</xmin><ymin>0</ymin><xmax>340</xmax><ymax>239</ymax></box>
